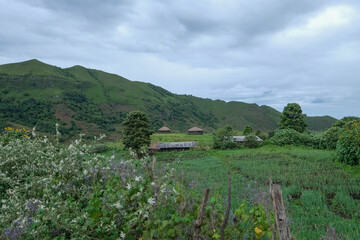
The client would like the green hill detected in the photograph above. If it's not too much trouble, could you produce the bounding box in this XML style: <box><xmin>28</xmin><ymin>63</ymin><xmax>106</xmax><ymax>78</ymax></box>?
<box><xmin>0</xmin><ymin>59</ymin><xmax>336</xmax><ymax>139</ymax></box>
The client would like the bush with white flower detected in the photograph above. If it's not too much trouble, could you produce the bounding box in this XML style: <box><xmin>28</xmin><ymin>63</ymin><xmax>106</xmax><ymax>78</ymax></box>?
<box><xmin>0</xmin><ymin>128</ymin><xmax>275</xmax><ymax>239</ymax></box>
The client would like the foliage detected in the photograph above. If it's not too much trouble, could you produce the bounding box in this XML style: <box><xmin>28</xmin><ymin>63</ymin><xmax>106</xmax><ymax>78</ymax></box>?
<box><xmin>279</xmin><ymin>103</ymin><xmax>307</xmax><ymax>133</ymax></box>
<box><xmin>333</xmin><ymin>116</ymin><xmax>360</xmax><ymax>128</ymax></box>
<box><xmin>270</xmin><ymin>128</ymin><xmax>303</xmax><ymax>146</ymax></box>
<box><xmin>0</xmin><ymin>127</ymin><xmax>29</xmax><ymax>146</ymax></box>
<box><xmin>89</xmin><ymin>143</ymin><xmax>110</xmax><ymax>154</ymax></box>
<box><xmin>322</xmin><ymin>126</ymin><xmax>342</xmax><ymax>150</ymax></box>
<box><xmin>244</xmin><ymin>134</ymin><xmax>259</xmax><ymax>148</ymax></box>
<box><xmin>212</xmin><ymin>125</ymin><xmax>237</xmax><ymax>150</ymax></box>
<box><xmin>336</xmin><ymin>121</ymin><xmax>360</xmax><ymax>165</ymax></box>
<box><xmin>243</xmin><ymin>125</ymin><xmax>254</xmax><ymax>135</ymax></box>
<box><xmin>122</xmin><ymin>111</ymin><xmax>153</xmax><ymax>156</ymax></box>
<box><xmin>0</xmin><ymin>128</ymin><xmax>276</xmax><ymax>239</ymax></box>
<box><xmin>256</xmin><ymin>130</ymin><xmax>268</xmax><ymax>141</ymax></box>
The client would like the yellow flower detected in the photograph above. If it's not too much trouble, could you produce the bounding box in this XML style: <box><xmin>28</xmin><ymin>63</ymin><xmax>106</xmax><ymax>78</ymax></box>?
<box><xmin>254</xmin><ymin>227</ymin><xmax>262</xmax><ymax>235</ymax></box>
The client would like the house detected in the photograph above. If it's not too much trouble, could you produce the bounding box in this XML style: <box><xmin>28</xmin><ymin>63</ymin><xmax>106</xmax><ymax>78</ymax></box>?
<box><xmin>149</xmin><ymin>141</ymin><xmax>197</xmax><ymax>153</ymax></box>
<box><xmin>158</xmin><ymin>126</ymin><xmax>171</xmax><ymax>134</ymax></box>
<box><xmin>233</xmin><ymin>136</ymin><xmax>263</xmax><ymax>143</ymax></box>
<box><xmin>188</xmin><ymin>127</ymin><xmax>203</xmax><ymax>135</ymax></box>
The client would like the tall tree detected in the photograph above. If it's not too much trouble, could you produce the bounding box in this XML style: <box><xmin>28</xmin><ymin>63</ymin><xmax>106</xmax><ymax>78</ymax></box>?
<box><xmin>279</xmin><ymin>103</ymin><xmax>307</xmax><ymax>133</ymax></box>
<box><xmin>122</xmin><ymin>111</ymin><xmax>153</xmax><ymax>158</ymax></box>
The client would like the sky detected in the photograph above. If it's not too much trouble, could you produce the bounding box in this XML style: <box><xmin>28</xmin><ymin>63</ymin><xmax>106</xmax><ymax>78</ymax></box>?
<box><xmin>0</xmin><ymin>0</ymin><xmax>359</xmax><ymax>119</ymax></box>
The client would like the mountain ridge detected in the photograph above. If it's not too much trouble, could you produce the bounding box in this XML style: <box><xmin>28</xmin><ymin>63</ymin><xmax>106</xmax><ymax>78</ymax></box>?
<box><xmin>0</xmin><ymin>59</ymin><xmax>337</xmax><ymax>139</ymax></box>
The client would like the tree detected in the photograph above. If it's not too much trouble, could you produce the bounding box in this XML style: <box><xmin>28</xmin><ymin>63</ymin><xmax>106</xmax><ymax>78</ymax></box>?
<box><xmin>243</xmin><ymin>125</ymin><xmax>254</xmax><ymax>135</ymax></box>
<box><xmin>122</xmin><ymin>111</ymin><xmax>153</xmax><ymax>158</ymax></box>
<box><xmin>212</xmin><ymin>125</ymin><xmax>237</xmax><ymax>150</ymax></box>
<box><xmin>279</xmin><ymin>103</ymin><xmax>307</xmax><ymax>133</ymax></box>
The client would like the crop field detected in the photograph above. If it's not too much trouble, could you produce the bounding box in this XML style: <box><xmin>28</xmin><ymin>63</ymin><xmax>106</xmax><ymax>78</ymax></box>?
<box><xmin>155</xmin><ymin>146</ymin><xmax>360</xmax><ymax>239</ymax></box>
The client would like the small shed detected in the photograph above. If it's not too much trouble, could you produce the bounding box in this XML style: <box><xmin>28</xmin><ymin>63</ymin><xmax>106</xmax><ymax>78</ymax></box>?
<box><xmin>233</xmin><ymin>136</ymin><xmax>263</xmax><ymax>143</ymax></box>
<box><xmin>158</xmin><ymin>126</ymin><xmax>171</xmax><ymax>134</ymax></box>
<box><xmin>188</xmin><ymin>127</ymin><xmax>203</xmax><ymax>135</ymax></box>
<box><xmin>149</xmin><ymin>141</ymin><xmax>197</xmax><ymax>153</ymax></box>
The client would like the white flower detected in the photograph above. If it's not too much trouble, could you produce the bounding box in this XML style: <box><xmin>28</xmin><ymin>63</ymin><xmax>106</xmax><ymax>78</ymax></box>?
<box><xmin>112</xmin><ymin>202</ymin><xmax>122</xmax><ymax>209</ymax></box>
<box><xmin>126</xmin><ymin>183</ymin><xmax>131</xmax><ymax>190</ymax></box>
<box><xmin>83</xmin><ymin>169</ymin><xmax>88</xmax><ymax>175</ymax></box>
<box><xmin>147</xmin><ymin>197</ymin><xmax>156</xmax><ymax>206</ymax></box>
<box><xmin>151</xmin><ymin>182</ymin><xmax>156</xmax><ymax>186</ymax></box>
<box><xmin>135</xmin><ymin>176</ymin><xmax>141</xmax><ymax>182</ymax></box>
<box><xmin>120</xmin><ymin>231</ymin><xmax>126</xmax><ymax>239</ymax></box>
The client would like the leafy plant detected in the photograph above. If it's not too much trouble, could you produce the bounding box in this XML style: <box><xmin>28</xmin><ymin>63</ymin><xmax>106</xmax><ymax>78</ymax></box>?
<box><xmin>212</xmin><ymin>125</ymin><xmax>237</xmax><ymax>150</ymax></box>
<box><xmin>279</xmin><ymin>103</ymin><xmax>307</xmax><ymax>133</ymax></box>
<box><xmin>336</xmin><ymin>121</ymin><xmax>360</xmax><ymax>165</ymax></box>
<box><xmin>244</xmin><ymin>134</ymin><xmax>259</xmax><ymax>148</ymax></box>
<box><xmin>122</xmin><ymin>111</ymin><xmax>153</xmax><ymax>158</ymax></box>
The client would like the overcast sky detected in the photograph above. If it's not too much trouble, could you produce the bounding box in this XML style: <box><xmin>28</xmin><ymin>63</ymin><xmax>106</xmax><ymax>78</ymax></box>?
<box><xmin>1</xmin><ymin>0</ymin><xmax>359</xmax><ymax>119</ymax></box>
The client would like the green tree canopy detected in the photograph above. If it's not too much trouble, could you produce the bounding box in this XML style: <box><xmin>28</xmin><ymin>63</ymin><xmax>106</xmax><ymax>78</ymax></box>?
<box><xmin>212</xmin><ymin>125</ymin><xmax>237</xmax><ymax>150</ymax></box>
<box><xmin>279</xmin><ymin>103</ymin><xmax>307</xmax><ymax>133</ymax></box>
<box><xmin>122</xmin><ymin>111</ymin><xmax>153</xmax><ymax>157</ymax></box>
<box><xmin>243</xmin><ymin>125</ymin><xmax>254</xmax><ymax>135</ymax></box>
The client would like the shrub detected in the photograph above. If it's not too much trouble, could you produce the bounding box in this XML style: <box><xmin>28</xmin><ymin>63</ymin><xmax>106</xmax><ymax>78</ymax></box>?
<box><xmin>244</xmin><ymin>134</ymin><xmax>259</xmax><ymax>148</ymax></box>
<box><xmin>0</xmin><ymin>129</ymin><xmax>275</xmax><ymax>239</ymax></box>
<box><xmin>323</xmin><ymin>126</ymin><xmax>341</xmax><ymax>150</ymax></box>
<box><xmin>89</xmin><ymin>143</ymin><xmax>110</xmax><ymax>153</ymax></box>
<box><xmin>212</xmin><ymin>125</ymin><xmax>237</xmax><ymax>150</ymax></box>
<box><xmin>336</xmin><ymin>121</ymin><xmax>360</xmax><ymax>165</ymax></box>
<box><xmin>270</xmin><ymin>128</ymin><xmax>303</xmax><ymax>146</ymax></box>
<box><xmin>0</xmin><ymin>127</ymin><xmax>29</xmax><ymax>146</ymax></box>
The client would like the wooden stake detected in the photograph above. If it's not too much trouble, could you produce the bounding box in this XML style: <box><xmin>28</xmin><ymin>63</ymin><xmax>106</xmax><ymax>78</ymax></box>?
<box><xmin>270</xmin><ymin>183</ymin><xmax>293</xmax><ymax>240</ymax></box>
<box><xmin>193</xmin><ymin>188</ymin><xmax>210</xmax><ymax>240</ymax></box>
<box><xmin>220</xmin><ymin>172</ymin><xmax>231</xmax><ymax>240</ymax></box>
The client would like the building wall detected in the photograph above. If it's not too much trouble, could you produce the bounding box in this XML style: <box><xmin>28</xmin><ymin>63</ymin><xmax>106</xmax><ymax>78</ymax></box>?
<box><xmin>188</xmin><ymin>131</ymin><xmax>203</xmax><ymax>135</ymax></box>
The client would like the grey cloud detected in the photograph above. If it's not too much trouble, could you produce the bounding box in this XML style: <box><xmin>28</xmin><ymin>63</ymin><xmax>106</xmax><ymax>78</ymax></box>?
<box><xmin>0</xmin><ymin>0</ymin><xmax>359</xmax><ymax>118</ymax></box>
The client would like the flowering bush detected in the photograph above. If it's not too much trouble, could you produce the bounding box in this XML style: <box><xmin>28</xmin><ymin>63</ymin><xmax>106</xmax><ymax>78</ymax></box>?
<box><xmin>0</xmin><ymin>127</ymin><xmax>29</xmax><ymax>146</ymax></box>
<box><xmin>336</xmin><ymin>121</ymin><xmax>360</xmax><ymax>165</ymax></box>
<box><xmin>0</xmin><ymin>128</ymin><xmax>274</xmax><ymax>239</ymax></box>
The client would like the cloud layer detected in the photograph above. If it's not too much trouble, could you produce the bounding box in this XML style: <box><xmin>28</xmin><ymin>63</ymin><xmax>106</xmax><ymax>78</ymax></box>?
<box><xmin>1</xmin><ymin>0</ymin><xmax>360</xmax><ymax>118</ymax></box>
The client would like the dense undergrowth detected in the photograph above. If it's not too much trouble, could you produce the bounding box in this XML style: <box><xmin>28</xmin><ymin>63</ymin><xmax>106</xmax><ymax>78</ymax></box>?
<box><xmin>1</xmin><ymin>128</ymin><xmax>275</xmax><ymax>239</ymax></box>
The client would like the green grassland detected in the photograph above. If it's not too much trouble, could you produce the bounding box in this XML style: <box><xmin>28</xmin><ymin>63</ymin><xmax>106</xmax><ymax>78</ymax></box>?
<box><xmin>153</xmin><ymin>145</ymin><xmax>360</xmax><ymax>239</ymax></box>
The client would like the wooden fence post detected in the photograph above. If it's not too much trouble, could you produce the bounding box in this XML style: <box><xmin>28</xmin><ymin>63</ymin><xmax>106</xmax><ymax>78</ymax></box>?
<box><xmin>270</xmin><ymin>183</ymin><xmax>294</xmax><ymax>240</ymax></box>
<box><xmin>220</xmin><ymin>172</ymin><xmax>231</xmax><ymax>240</ymax></box>
<box><xmin>193</xmin><ymin>188</ymin><xmax>210</xmax><ymax>240</ymax></box>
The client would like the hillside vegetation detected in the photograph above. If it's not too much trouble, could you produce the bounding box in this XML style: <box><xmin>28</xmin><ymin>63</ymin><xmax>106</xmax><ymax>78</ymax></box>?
<box><xmin>0</xmin><ymin>59</ymin><xmax>336</xmax><ymax>139</ymax></box>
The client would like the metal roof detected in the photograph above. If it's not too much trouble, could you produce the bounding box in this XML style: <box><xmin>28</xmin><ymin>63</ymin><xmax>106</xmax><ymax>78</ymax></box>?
<box><xmin>233</xmin><ymin>136</ymin><xmax>263</xmax><ymax>142</ymax></box>
<box><xmin>158</xmin><ymin>141</ymin><xmax>197</xmax><ymax>149</ymax></box>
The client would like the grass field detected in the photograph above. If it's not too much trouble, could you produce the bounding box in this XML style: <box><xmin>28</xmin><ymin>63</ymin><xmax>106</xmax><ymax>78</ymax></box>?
<box><xmin>154</xmin><ymin>146</ymin><xmax>360</xmax><ymax>239</ymax></box>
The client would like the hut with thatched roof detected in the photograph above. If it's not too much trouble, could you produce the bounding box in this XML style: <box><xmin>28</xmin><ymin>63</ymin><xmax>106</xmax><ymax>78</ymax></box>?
<box><xmin>158</xmin><ymin>126</ymin><xmax>171</xmax><ymax>134</ymax></box>
<box><xmin>188</xmin><ymin>127</ymin><xmax>203</xmax><ymax>135</ymax></box>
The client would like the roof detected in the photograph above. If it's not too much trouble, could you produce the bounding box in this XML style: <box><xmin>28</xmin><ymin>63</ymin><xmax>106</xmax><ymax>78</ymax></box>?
<box><xmin>149</xmin><ymin>141</ymin><xmax>197</xmax><ymax>150</ymax></box>
<box><xmin>233</xmin><ymin>136</ymin><xmax>263</xmax><ymax>142</ymax></box>
<box><xmin>158</xmin><ymin>142</ymin><xmax>197</xmax><ymax>149</ymax></box>
<box><xmin>188</xmin><ymin>127</ymin><xmax>203</xmax><ymax>132</ymax></box>
<box><xmin>158</xmin><ymin>126</ymin><xmax>170</xmax><ymax>131</ymax></box>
